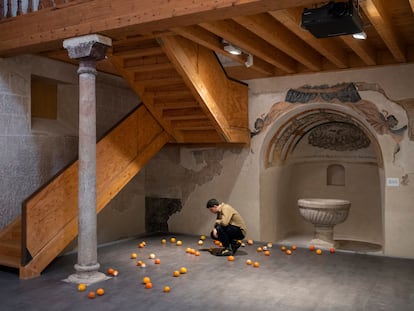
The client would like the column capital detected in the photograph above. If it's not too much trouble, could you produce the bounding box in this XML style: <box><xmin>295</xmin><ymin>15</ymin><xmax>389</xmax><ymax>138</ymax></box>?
<box><xmin>63</xmin><ymin>34</ymin><xmax>112</xmax><ymax>61</ymax></box>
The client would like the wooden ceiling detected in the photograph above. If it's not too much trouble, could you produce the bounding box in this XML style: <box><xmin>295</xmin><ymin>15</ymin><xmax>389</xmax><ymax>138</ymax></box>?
<box><xmin>0</xmin><ymin>0</ymin><xmax>413</xmax><ymax>81</ymax></box>
<box><xmin>0</xmin><ymin>0</ymin><xmax>413</xmax><ymax>144</ymax></box>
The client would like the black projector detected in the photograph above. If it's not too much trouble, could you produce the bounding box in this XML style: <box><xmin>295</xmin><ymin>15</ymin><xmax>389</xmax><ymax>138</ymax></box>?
<box><xmin>301</xmin><ymin>1</ymin><xmax>363</xmax><ymax>38</ymax></box>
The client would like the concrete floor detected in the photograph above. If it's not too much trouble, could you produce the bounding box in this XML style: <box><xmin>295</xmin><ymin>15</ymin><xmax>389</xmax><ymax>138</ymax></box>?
<box><xmin>1</xmin><ymin>233</ymin><xmax>413</xmax><ymax>311</ymax></box>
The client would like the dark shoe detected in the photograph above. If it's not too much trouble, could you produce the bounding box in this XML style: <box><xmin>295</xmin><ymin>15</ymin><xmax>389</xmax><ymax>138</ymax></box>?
<box><xmin>231</xmin><ymin>240</ymin><xmax>242</xmax><ymax>255</ymax></box>
<box><xmin>216</xmin><ymin>248</ymin><xmax>232</xmax><ymax>256</ymax></box>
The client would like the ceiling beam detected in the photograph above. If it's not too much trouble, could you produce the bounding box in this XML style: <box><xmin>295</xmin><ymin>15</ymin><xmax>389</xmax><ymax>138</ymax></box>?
<box><xmin>340</xmin><ymin>35</ymin><xmax>377</xmax><ymax>66</ymax></box>
<box><xmin>172</xmin><ymin>25</ymin><xmax>277</xmax><ymax>76</ymax></box>
<box><xmin>269</xmin><ymin>8</ymin><xmax>348</xmax><ymax>69</ymax></box>
<box><xmin>233</xmin><ymin>13</ymin><xmax>322</xmax><ymax>72</ymax></box>
<box><xmin>0</xmin><ymin>0</ymin><xmax>317</xmax><ymax>56</ymax></box>
<box><xmin>360</xmin><ymin>0</ymin><xmax>406</xmax><ymax>62</ymax></box>
<box><xmin>200</xmin><ymin>19</ymin><xmax>297</xmax><ymax>74</ymax></box>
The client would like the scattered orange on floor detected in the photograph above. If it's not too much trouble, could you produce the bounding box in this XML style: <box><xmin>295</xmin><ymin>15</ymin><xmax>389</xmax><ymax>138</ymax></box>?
<box><xmin>253</xmin><ymin>261</ymin><xmax>260</xmax><ymax>268</ymax></box>
<box><xmin>173</xmin><ymin>270</ymin><xmax>180</xmax><ymax>277</ymax></box>
<box><xmin>309</xmin><ymin>245</ymin><xmax>315</xmax><ymax>251</ymax></box>
<box><xmin>264</xmin><ymin>250</ymin><xmax>270</xmax><ymax>256</ymax></box>
<box><xmin>107</xmin><ymin>268</ymin><xmax>114</xmax><ymax>275</ymax></box>
<box><xmin>316</xmin><ymin>249</ymin><xmax>322</xmax><ymax>255</ymax></box>
<box><xmin>280</xmin><ymin>245</ymin><xmax>286</xmax><ymax>251</ymax></box>
<box><xmin>163</xmin><ymin>286</ymin><xmax>171</xmax><ymax>293</ymax></box>
<box><xmin>87</xmin><ymin>291</ymin><xmax>96</xmax><ymax>299</ymax></box>
<box><xmin>180</xmin><ymin>267</ymin><xmax>187</xmax><ymax>274</ymax></box>
<box><xmin>143</xmin><ymin>276</ymin><xmax>151</xmax><ymax>284</ymax></box>
<box><xmin>96</xmin><ymin>288</ymin><xmax>105</xmax><ymax>296</ymax></box>
<box><xmin>170</xmin><ymin>237</ymin><xmax>176</xmax><ymax>243</ymax></box>
<box><xmin>330</xmin><ymin>247</ymin><xmax>336</xmax><ymax>253</ymax></box>
<box><xmin>228</xmin><ymin>255</ymin><xmax>235</xmax><ymax>261</ymax></box>
<box><xmin>77</xmin><ymin>283</ymin><xmax>86</xmax><ymax>292</ymax></box>
<box><xmin>145</xmin><ymin>282</ymin><xmax>153</xmax><ymax>289</ymax></box>
<box><xmin>131</xmin><ymin>253</ymin><xmax>137</xmax><ymax>259</ymax></box>
<box><xmin>292</xmin><ymin>245</ymin><xmax>297</xmax><ymax>250</ymax></box>
<box><xmin>246</xmin><ymin>259</ymin><xmax>252</xmax><ymax>265</ymax></box>
<box><xmin>286</xmin><ymin>249</ymin><xmax>292</xmax><ymax>255</ymax></box>
<box><xmin>154</xmin><ymin>258</ymin><xmax>161</xmax><ymax>264</ymax></box>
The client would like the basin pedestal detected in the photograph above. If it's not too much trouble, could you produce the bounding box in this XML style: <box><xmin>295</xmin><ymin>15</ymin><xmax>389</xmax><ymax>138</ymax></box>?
<box><xmin>298</xmin><ymin>198</ymin><xmax>351</xmax><ymax>249</ymax></box>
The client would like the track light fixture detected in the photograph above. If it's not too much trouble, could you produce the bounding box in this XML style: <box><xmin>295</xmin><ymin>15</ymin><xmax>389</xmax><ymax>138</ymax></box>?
<box><xmin>223</xmin><ymin>42</ymin><xmax>242</xmax><ymax>55</ymax></box>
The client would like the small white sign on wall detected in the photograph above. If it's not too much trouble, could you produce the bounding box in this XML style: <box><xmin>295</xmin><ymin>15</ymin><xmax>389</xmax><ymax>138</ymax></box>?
<box><xmin>386</xmin><ymin>178</ymin><xmax>400</xmax><ymax>187</ymax></box>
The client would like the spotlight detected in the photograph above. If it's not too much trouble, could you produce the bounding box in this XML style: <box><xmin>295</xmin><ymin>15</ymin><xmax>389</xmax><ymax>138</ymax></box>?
<box><xmin>352</xmin><ymin>31</ymin><xmax>367</xmax><ymax>40</ymax></box>
<box><xmin>223</xmin><ymin>43</ymin><xmax>242</xmax><ymax>55</ymax></box>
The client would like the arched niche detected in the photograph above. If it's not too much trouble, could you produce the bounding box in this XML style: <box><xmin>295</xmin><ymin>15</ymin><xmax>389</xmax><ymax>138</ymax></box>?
<box><xmin>259</xmin><ymin>105</ymin><xmax>384</xmax><ymax>252</ymax></box>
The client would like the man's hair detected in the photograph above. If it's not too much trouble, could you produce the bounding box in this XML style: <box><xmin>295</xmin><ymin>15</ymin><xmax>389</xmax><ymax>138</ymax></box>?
<box><xmin>206</xmin><ymin>198</ymin><xmax>219</xmax><ymax>208</ymax></box>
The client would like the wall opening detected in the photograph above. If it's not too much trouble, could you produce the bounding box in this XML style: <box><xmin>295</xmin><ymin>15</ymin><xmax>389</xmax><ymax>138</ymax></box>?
<box><xmin>327</xmin><ymin>164</ymin><xmax>345</xmax><ymax>186</ymax></box>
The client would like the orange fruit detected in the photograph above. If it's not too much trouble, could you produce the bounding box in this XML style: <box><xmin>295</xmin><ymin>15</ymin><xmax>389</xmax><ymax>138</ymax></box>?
<box><xmin>195</xmin><ymin>251</ymin><xmax>200</xmax><ymax>256</ymax></box>
<box><xmin>228</xmin><ymin>255</ymin><xmax>235</xmax><ymax>261</ymax></box>
<box><xmin>131</xmin><ymin>253</ymin><xmax>137</xmax><ymax>259</ymax></box>
<box><xmin>292</xmin><ymin>245</ymin><xmax>297</xmax><ymax>250</ymax></box>
<box><xmin>161</xmin><ymin>239</ymin><xmax>167</xmax><ymax>244</ymax></box>
<box><xmin>143</xmin><ymin>276</ymin><xmax>151</xmax><ymax>284</ymax></box>
<box><xmin>112</xmin><ymin>270</ymin><xmax>119</xmax><ymax>276</ymax></box>
<box><xmin>330</xmin><ymin>247</ymin><xmax>336</xmax><ymax>253</ymax></box>
<box><xmin>309</xmin><ymin>245</ymin><xmax>315</xmax><ymax>251</ymax></box>
<box><xmin>257</xmin><ymin>247</ymin><xmax>263</xmax><ymax>252</ymax></box>
<box><xmin>87</xmin><ymin>291</ymin><xmax>96</xmax><ymax>299</ymax></box>
<box><xmin>163</xmin><ymin>286</ymin><xmax>171</xmax><ymax>293</ymax></box>
<box><xmin>176</xmin><ymin>240</ymin><xmax>183</xmax><ymax>246</ymax></box>
<box><xmin>198</xmin><ymin>240</ymin><xmax>204</xmax><ymax>245</ymax></box>
<box><xmin>173</xmin><ymin>270</ymin><xmax>180</xmax><ymax>277</ymax></box>
<box><xmin>139</xmin><ymin>243</ymin><xmax>145</xmax><ymax>248</ymax></box>
<box><xmin>286</xmin><ymin>249</ymin><xmax>292</xmax><ymax>255</ymax></box>
<box><xmin>253</xmin><ymin>261</ymin><xmax>260</xmax><ymax>268</ymax></box>
<box><xmin>247</xmin><ymin>239</ymin><xmax>254</xmax><ymax>245</ymax></box>
<box><xmin>96</xmin><ymin>288</ymin><xmax>105</xmax><ymax>296</ymax></box>
<box><xmin>316</xmin><ymin>249</ymin><xmax>322</xmax><ymax>255</ymax></box>
<box><xmin>145</xmin><ymin>282</ymin><xmax>153</xmax><ymax>289</ymax></box>
<box><xmin>154</xmin><ymin>258</ymin><xmax>161</xmax><ymax>264</ymax></box>
<box><xmin>200</xmin><ymin>235</ymin><xmax>206</xmax><ymax>241</ymax></box>
<box><xmin>137</xmin><ymin>260</ymin><xmax>143</xmax><ymax>266</ymax></box>
<box><xmin>280</xmin><ymin>245</ymin><xmax>286</xmax><ymax>251</ymax></box>
<box><xmin>170</xmin><ymin>237</ymin><xmax>176</xmax><ymax>243</ymax></box>
<box><xmin>77</xmin><ymin>283</ymin><xmax>87</xmax><ymax>292</ymax></box>
<box><xmin>214</xmin><ymin>240</ymin><xmax>220</xmax><ymax>245</ymax></box>
<box><xmin>179</xmin><ymin>267</ymin><xmax>187</xmax><ymax>274</ymax></box>
<box><xmin>107</xmin><ymin>268</ymin><xmax>114</xmax><ymax>275</ymax></box>
<box><xmin>264</xmin><ymin>250</ymin><xmax>270</xmax><ymax>256</ymax></box>
<box><xmin>246</xmin><ymin>259</ymin><xmax>252</xmax><ymax>265</ymax></box>
<box><xmin>190</xmin><ymin>248</ymin><xmax>196</xmax><ymax>255</ymax></box>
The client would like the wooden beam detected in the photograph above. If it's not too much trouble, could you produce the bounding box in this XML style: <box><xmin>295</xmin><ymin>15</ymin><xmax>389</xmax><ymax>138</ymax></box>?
<box><xmin>200</xmin><ymin>19</ymin><xmax>297</xmax><ymax>74</ymax></box>
<box><xmin>361</xmin><ymin>0</ymin><xmax>406</xmax><ymax>62</ymax></box>
<box><xmin>269</xmin><ymin>8</ymin><xmax>349</xmax><ymax>69</ymax></box>
<box><xmin>0</xmin><ymin>0</ymin><xmax>317</xmax><ymax>56</ymax></box>
<box><xmin>159</xmin><ymin>34</ymin><xmax>249</xmax><ymax>143</ymax></box>
<box><xmin>172</xmin><ymin>25</ymin><xmax>277</xmax><ymax>76</ymax></box>
<box><xmin>340</xmin><ymin>35</ymin><xmax>377</xmax><ymax>66</ymax></box>
<box><xmin>233</xmin><ymin>13</ymin><xmax>322</xmax><ymax>72</ymax></box>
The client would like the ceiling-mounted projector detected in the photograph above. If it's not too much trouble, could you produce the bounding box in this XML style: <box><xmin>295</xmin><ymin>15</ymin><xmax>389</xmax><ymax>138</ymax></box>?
<box><xmin>301</xmin><ymin>1</ymin><xmax>363</xmax><ymax>38</ymax></box>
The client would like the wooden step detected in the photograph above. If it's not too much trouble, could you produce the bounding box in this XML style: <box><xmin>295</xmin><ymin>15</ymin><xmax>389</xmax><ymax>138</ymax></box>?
<box><xmin>0</xmin><ymin>240</ymin><xmax>21</xmax><ymax>258</ymax></box>
<box><xmin>0</xmin><ymin>254</ymin><xmax>20</xmax><ymax>269</ymax></box>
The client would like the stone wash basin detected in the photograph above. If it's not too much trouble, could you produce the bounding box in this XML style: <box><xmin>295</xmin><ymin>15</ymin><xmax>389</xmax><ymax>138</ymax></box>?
<box><xmin>298</xmin><ymin>198</ymin><xmax>351</xmax><ymax>248</ymax></box>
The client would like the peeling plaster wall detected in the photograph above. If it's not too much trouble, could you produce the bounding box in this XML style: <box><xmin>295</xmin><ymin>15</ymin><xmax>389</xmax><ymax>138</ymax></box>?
<box><xmin>0</xmin><ymin>55</ymin><xmax>144</xmax><ymax>246</ymax></box>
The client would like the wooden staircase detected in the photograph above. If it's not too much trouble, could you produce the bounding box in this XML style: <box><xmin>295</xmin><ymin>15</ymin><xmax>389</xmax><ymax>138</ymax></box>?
<box><xmin>0</xmin><ymin>32</ymin><xmax>249</xmax><ymax>278</ymax></box>
<box><xmin>0</xmin><ymin>217</ymin><xmax>21</xmax><ymax>269</ymax></box>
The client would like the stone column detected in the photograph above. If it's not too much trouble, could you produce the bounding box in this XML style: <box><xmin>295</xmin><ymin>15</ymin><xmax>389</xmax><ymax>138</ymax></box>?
<box><xmin>63</xmin><ymin>34</ymin><xmax>112</xmax><ymax>285</ymax></box>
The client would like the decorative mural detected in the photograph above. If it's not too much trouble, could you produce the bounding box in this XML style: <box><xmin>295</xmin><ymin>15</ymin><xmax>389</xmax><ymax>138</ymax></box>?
<box><xmin>308</xmin><ymin>123</ymin><xmax>370</xmax><ymax>151</ymax></box>
<box><xmin>250</xmin><ymin>83</ymin><xmax>408</xmax><ymax>144</ymax></box>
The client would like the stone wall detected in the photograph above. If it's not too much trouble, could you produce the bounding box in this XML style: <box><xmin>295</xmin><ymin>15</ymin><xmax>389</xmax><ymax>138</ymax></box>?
<box><xmin>0</xmin><ymin>55</ymin><xmax>144</xmax><ymax>245</ymax></box>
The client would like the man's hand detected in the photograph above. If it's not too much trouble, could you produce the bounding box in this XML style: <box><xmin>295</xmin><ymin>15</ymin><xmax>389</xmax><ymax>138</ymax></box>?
<box><xmin>212</xmin><ymin>228</ymin><xmax>218</xmax><ymax>239</ymax></box>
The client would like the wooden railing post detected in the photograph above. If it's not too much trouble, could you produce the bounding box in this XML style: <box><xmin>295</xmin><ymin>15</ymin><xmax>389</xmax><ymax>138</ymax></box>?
<box><xmin>0</xmin><ymin>1</ymin><xmax>4</xmax><ymax>19</ymax></box>
<box><xmin>17</xmin><ymin>0</ymin><xmax>22</xmax><ymax>15</ymax></box>
<box><xmin>6</xmin><ymin>0</ymin><xmax>12</xmax><ymax>17</ymax></box>
<box><xmin>28</xmin><ymin>0</ymin><xmax>33</xmax><ymax>13</ymax></box>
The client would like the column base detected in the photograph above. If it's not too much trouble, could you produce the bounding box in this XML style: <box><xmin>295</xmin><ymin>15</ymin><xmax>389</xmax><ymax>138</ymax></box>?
<box><xmin>310</xmin><ymin>238</ymin><xmax>339</xmax><ymax>249</ymax></box>
<box><xmin>63</xmin><ymin>264</ymin><xmax>110</xmax><ymax>285</ymax></box>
